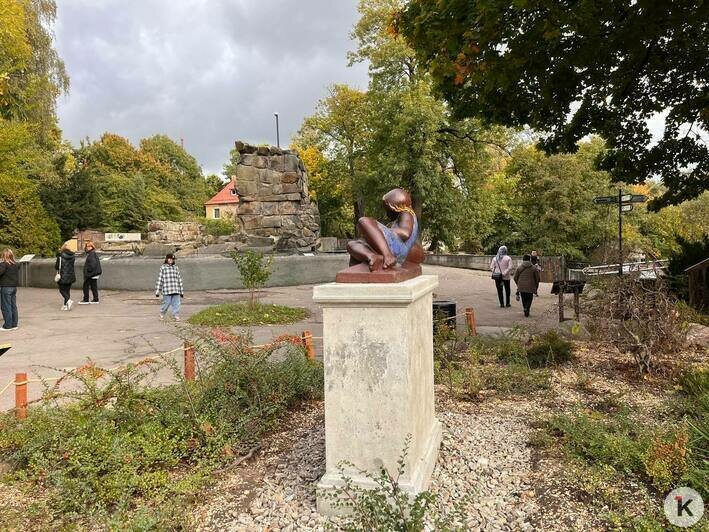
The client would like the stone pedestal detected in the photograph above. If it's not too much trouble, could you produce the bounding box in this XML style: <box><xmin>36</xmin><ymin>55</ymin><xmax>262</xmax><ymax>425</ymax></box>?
<box><xmin>313</xmin><ymin>275</ymin><xmax>441</xmax><ymax>515</ymax></box>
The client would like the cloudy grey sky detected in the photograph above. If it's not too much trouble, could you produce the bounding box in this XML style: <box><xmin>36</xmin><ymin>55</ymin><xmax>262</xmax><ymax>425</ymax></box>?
<box><xmin>54</xmin><ymin>0</ymin><xmax>369</xmax><ymax>176</ymax></box>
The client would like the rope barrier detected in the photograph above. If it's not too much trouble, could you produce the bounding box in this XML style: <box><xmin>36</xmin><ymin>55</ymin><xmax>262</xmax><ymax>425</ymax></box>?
<box><xmin>2</xmin><ymin>330</ymin><xmax>325</xmax><ymax>414</ymax></box>
<box><xmin>433</xmin><ymin>311</ymin><xmax>469</xmax><ymax>323</ymax></box>
<box><xmin>0</xmin><ymin>345</ymin><xmax>186</xmax><ymax>400</ymax></box>
<box><xmin>0</xmin><ymin>379</ymin><xmax>14</xmax><ymax>397</ymax></box>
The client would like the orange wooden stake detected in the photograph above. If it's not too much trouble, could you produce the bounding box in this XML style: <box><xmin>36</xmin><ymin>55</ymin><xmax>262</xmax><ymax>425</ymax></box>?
<box><xmin>15</xmin><ymin>372</ymin><xmax>27</xmax><ymax>420</ymax></box>
<box><xmin>302</xmin><ymin>331</ymin><xmax>316</xmax><ymax>360</ymax></box>
<box><xmin>465</xmin><ymin>308</ymin><xmax>477</xmax><ymax>336</ymax></box>
<box><xmin>184</xmin><ymin>342</ymin><xmax>196</xmax><ymax>381</ymax></box>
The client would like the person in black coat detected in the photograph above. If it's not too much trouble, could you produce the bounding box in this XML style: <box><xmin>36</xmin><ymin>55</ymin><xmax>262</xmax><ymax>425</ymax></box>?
<box><xmin>79</xmin><ymin>241</ymin><xmax>102</xmax><ymax>304</ymax></box>
<box><xmin>0</xmin><ymin>248</ymin><xmax>19</xmax><ymax>330</ymax></box>
<box><xmin>55</xmin><ymin>243</ymin><xmax>76</xmax><ymax>311</ymax></box>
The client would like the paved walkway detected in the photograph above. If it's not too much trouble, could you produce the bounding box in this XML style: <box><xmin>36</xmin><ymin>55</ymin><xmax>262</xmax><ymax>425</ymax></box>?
<box><xmin>0</xmin><ymin>265</ymin><xmax>557</xmax><ymax>410</ymax></box>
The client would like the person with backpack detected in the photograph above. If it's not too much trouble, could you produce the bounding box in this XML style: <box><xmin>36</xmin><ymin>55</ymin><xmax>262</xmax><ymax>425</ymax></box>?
<box><xmin>514</xmin><ymin>254</ymin><xmax>541</xmax><ymax>317</ymax></box>
<box><xmin>490</xmin><ymin>245</ymin><xmax>513</xmax><ymax>308</ymax></box>
<box><xmin>79</xmin><ymin>241</ymin><xmax>102</xmax><ymax>305</ymax></box>
<box><xmin>55</xmin><ymin>242</ymin><xmax>76</xmax><ymax>311</ymax></box>
<box><xmin>155</xmin><ymin>253</ymin><xmax>184</xmax><ymax>321</ymax></box>
<box><xmin>0</xmin><ymin>248</ymin><xmax>19</xmax><ymax>330</ymax></box>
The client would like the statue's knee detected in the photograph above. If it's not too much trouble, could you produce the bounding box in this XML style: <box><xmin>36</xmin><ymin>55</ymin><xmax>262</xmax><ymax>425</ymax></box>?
<box><xmin>357</xmin><ymin>217</ymin><xmax>374</xmax><ymax>229</ymax></box>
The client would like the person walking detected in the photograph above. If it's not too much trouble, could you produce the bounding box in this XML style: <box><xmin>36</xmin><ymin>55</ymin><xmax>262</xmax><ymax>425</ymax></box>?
<box><xmin>155</xmin><ymin>253</ymin><xmax>184</xmax><ymax>321</ymax></box>
<box><xmin>79</xmin><ymin>241</ymin><xmax>102</xmax><ymax>305</ymax></box>
<box><xmin>0</xmin><ymin>249</ymin><xmax>19</xmax><ymax>330</ymax></box>
<box><xmin>530</xmin><ymin>250</ymin><xmax>542</xmax><ymax>295</ymax></box>
<box><xmin>490</xmin><ymin>245</ymin><xmax>513</xmax><ymax>308</ymax></box>
<box><xmin>514</xmin><ymin>254</ymin><xmax>541</xmax><ymax>317</ymax></box>
<box><xmin>55</xmin><ymin>242</ymin><xmax>76</xmax><ymax>311</ymax></box>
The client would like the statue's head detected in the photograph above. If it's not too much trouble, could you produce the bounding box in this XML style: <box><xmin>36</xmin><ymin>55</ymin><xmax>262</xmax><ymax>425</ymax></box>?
<box><xmin>382</xmin><ymin>188</ymin><xmax>413</xmax><ymax>217</ymax></box>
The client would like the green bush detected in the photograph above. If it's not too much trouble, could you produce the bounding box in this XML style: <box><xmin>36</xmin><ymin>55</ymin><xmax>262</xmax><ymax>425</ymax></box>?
<box><xmin>0</xmin><ymin>334</ymin><xmax>323</xmax><ymax>528</ymax></box>
<box><xmin>230</xmin><ymin>250</ymin><xmax>273</xmax><ymax>306</ymax></box>
<box><xmin>545</xmin><ymin>408</ymin><xmax>698</xmax><ymax>494</ymax></box>
<box><xmin>328</xmin><ymin>438</ymin><xmax>468</xmax><ymax>530</ymax></box>
<box><xmin>525</xmin><ymin>330</ymin><xmax>573</xmax><ymax>368</ymax></box>
<box><xmin>675</xmin><ymin>368</ymin><xmax>708</xmax><ymax>498</ymax></box>
<box><xmin>546</xmin><ymin>409</ymin><xmax>650</xmax><ymax>475</ymax></box>
<box><xmin>203</xmin><ymin>217</ymin><xmax>235</xmax><ymax>236</ymax></box>
<box><xmin>433</xmin><ymin>328</ymin><xmax>550</xmax><ymax>400</ymax></box>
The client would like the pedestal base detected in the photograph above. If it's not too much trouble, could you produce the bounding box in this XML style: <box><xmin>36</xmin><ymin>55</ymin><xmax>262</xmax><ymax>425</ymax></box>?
<box><xmin>335</xmin><ymin>262</ymin><xmax>422</xmax><ymax>283</ymax></box>
<box><xmin>313</xmin><ymin>275</ymin><xmax>441</xmax><ymax>516</ymax></box>
<box><xmin>316</xmin><ymin>419</ymin><xmax>442</xmax><ymax>515</ymax></box>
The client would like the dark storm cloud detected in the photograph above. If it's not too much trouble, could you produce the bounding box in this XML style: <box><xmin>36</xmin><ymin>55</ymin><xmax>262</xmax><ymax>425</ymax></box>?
<box><xmin>54</xmin><ymin>0</ymin><xmax>369</xmax><ymax>174</ymax></box>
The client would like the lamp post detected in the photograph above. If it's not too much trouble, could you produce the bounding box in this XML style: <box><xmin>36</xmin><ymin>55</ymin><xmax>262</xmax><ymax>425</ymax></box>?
<box><xmin>274</xmin><ymin>112</ymin><xmax>280</xmax><ymax>148</ymax></box>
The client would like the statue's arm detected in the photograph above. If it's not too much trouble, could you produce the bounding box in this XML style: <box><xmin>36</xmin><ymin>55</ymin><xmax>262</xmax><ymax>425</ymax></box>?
<box><xmin>391</xmin><ymin>213</ymin><xmax>414</xmax><ymax>240</ymax></box>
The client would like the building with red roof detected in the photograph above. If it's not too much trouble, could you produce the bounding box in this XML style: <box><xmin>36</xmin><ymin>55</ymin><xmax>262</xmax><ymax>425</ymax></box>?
<box><xmin>204</xmin><ymin>178</ymin><xmax>239</xmax><ymax>219</ymax></box>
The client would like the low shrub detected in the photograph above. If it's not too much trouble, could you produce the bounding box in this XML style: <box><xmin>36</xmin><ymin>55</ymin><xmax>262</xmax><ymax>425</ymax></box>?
<box><xmin>525</xmin><ymin>330</ymin><xmax>573</xmax><ymax>368</ymax></box>
<box><xmin>188</xmin><ymin>302</ymin><xmax>309</xmax><ymax>327</ymax></box>
<box><xmin>675</xmin><ymin>367</ymin><xmax>708</xmax><ymax>498</ymax></box>
<box><xmin>202</xmin><ymin>217</ymin><xmax>235</xmax><ymax>236</ymax></box>
<box><xmin>230</xmin><ymin>250</ymin><xmax>273</xmax><ymax>307</ymax></box>
<box><xmin>0</xmin><ymin>333</ymin><xmax>323</xmax><ymax>528</ymax></box>
<box><xmin>676</xmin><ymin>300</ymin><xmax>709</xmax><ymax>327</ymax></box>
<box><xmin>545</xmin><ymin>409</ymin><xmax>650</xmax><ymax>475</ymax></box>
<box><xmin>433</xmin><ymin>327</ymin><xmax>550</xmax><ymax>400</ymax></box>
<box><xmin>327</xmin><ymin>439</ymin><xmax>469</xmax><ymax>530</ymax></box>
<box><xmin>544</xmin><ymin>408</ymin><xmax>698</xmax><ymax>494</ymax></box>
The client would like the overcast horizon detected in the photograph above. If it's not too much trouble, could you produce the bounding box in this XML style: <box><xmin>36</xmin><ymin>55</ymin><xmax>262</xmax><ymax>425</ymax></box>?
<box><xmin>54</xmin><ymin>0</ymin><xmax>369</xmax><ymax>176</ymax></box>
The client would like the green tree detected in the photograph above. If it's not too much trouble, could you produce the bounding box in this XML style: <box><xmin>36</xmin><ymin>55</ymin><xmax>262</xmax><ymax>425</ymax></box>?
<box><xmin>0</xmin><ymin>173</ymin><xmax>61</xmax><ymax>255</ymax></box>
<box><xmin>348</xmin><ymin>0</ymin><xmax>420</xmax><ymax>89</ymax></box>
<box><xmin>397</xmin><ymin>0</ymin><xmax>708</xmax><ymax>210</ymax></box>
<box><xmin>204</xmin><ymin>173</ymin><xmax>225</xmax><ymax>199</ymax></box>
<box><xmin>292</xmin><ymin>143</ymin><xmax>353</xmax><ymax>237</ymax></box>
<box><xmin>501</xmin><ymin>139</ymin><xmax>616</xmax><ymax>260</ymax></box>
<box><xmin>348</xmin><ymin>0</ymin><xmax>515</xmax><ymax>250</ymax></box>
<box><xmin>0</xmin><ymin>118</ymin><xmax>61</xmax><ymax>253</ymax></box>
<box><xmin>0</xmin><ymin>0</ymin><xmax>68</xmax><ymax>145</ymax></box>
<box><xmin>296</xmin><ymin>84</ymin><xmax>371</xmax><ymax>230</ymax></box>
<box><xmin>75</xmin><ymin>133</ymin><xmax>214</xmax><ymax>231</ymax></box>
<box><xmin>39</xmin><ymin>161</ymin><xmax>102</xmax><ymax>240</ymax></box>
<box><xmin>139</xmin><ymin>134</ymin><xmax>210</xmax><ymax>214</ymax></box>
<box><xmin>229</xmin><ymin>250</ymin><xmax>273</xmax><ymax>307</ymax></box>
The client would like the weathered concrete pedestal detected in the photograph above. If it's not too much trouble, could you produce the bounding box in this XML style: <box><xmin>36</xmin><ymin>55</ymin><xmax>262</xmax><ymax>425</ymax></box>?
<box><xmin>313</xmin><ymin>275</ymin><xmax>441</xmax><ymax>515</ymax></box>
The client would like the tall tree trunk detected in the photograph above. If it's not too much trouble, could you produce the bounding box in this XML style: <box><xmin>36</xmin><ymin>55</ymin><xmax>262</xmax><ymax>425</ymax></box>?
<box><xmin>353</xmin><ymin>195</ymin><xmax>364</xmax><ymax>237</ymax></box>
<box><xmin>412</xmin><ymin>194</ymin><xmax>423</xmax><ymax>223</ymax></box>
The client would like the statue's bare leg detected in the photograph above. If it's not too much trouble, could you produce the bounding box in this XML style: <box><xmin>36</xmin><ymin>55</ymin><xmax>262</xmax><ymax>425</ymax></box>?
<box><xmin>347</xmin><ymin>240</ymin><xmax>383</xmax><ymax>271</ymax></box>
<box><xmin>357</xmin><ymin>217</ymin><xmax>397</xmax><ymax>268</ymax></box>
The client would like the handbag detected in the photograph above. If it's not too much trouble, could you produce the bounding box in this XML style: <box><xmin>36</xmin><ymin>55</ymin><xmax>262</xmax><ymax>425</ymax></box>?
<box><xmin>491</xmin><ymin>258</ymin><xmax>502</xmax><ymax>280</ymax></box>
<box><xmin>54</xmin><ymin>256</ymin><xmax>61</xmax><ymax>283</ymax></box>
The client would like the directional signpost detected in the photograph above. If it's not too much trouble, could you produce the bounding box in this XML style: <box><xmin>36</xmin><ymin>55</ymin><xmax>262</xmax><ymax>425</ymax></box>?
<box><xmin>593</xmin><ymin>190</ymin><xmax>647</xmax><ymax>276</ymax></box>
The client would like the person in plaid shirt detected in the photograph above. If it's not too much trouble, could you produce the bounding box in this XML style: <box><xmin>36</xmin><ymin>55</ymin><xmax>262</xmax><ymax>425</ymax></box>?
<box><xmin>155</xmin><ymin>253</ymin><xmax>184</xmax><ymax>321</ymax></box>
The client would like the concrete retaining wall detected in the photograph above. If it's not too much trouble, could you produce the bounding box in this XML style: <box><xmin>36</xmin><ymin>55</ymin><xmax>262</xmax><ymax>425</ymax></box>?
<box><xmin>23</xmin><ymin>254</ymin><xmax>351</xmax><ymax>291</ymax></box>
<box><xmin>425</xmin><ymin>254</ymin><xmax>561</xmax><ymax>283</ymax></box>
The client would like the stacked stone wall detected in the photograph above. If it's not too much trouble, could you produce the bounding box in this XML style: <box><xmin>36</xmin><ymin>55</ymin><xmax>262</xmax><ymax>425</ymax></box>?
<box><xmin>233</xmin><ymin>141</ymin><xmax>320</xmax><ymax>251</ymax></box>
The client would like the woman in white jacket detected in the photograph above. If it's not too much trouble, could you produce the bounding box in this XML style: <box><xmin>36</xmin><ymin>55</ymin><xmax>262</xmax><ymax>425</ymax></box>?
<box><xmin>490</xmin><ymin>245</ymin><xmax>513</xmax><ymax>308</ymax></box>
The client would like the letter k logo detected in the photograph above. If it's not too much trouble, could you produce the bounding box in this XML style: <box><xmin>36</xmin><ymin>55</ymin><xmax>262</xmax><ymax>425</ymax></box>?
<box><xmin>676</xmin><ymin>496</ymin><xmax>694</xmax><ymax>517</ymax></box>
<box><xmin>665</xmin><ymin>487</ymin><xmax>703</xmax><ymax>527</ymax></box>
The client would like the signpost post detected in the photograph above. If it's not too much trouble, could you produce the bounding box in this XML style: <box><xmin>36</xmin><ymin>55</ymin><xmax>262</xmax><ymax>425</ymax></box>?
<box><xmin>593</xmin><ymin>191</ymin><xmax>647</xmax><ymax>276</ymax></box>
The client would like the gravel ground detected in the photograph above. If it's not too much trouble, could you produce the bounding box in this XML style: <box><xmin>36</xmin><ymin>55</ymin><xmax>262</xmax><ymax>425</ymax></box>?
<box><xmin>195</xmin><ymin>396</ymin><xmax>545</xmax><ymax>531</ymax></box>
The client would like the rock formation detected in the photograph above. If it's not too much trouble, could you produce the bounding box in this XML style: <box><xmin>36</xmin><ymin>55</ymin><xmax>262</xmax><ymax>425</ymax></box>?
<box><xmin>143</xmin><ymin>142</ymin><xmax>321</xmax><ymax>255</ymax></box>
<box><xmin>232</xmin><ymin>141</ymin><xmax>320</xmax><ymax>251</ymax></box>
